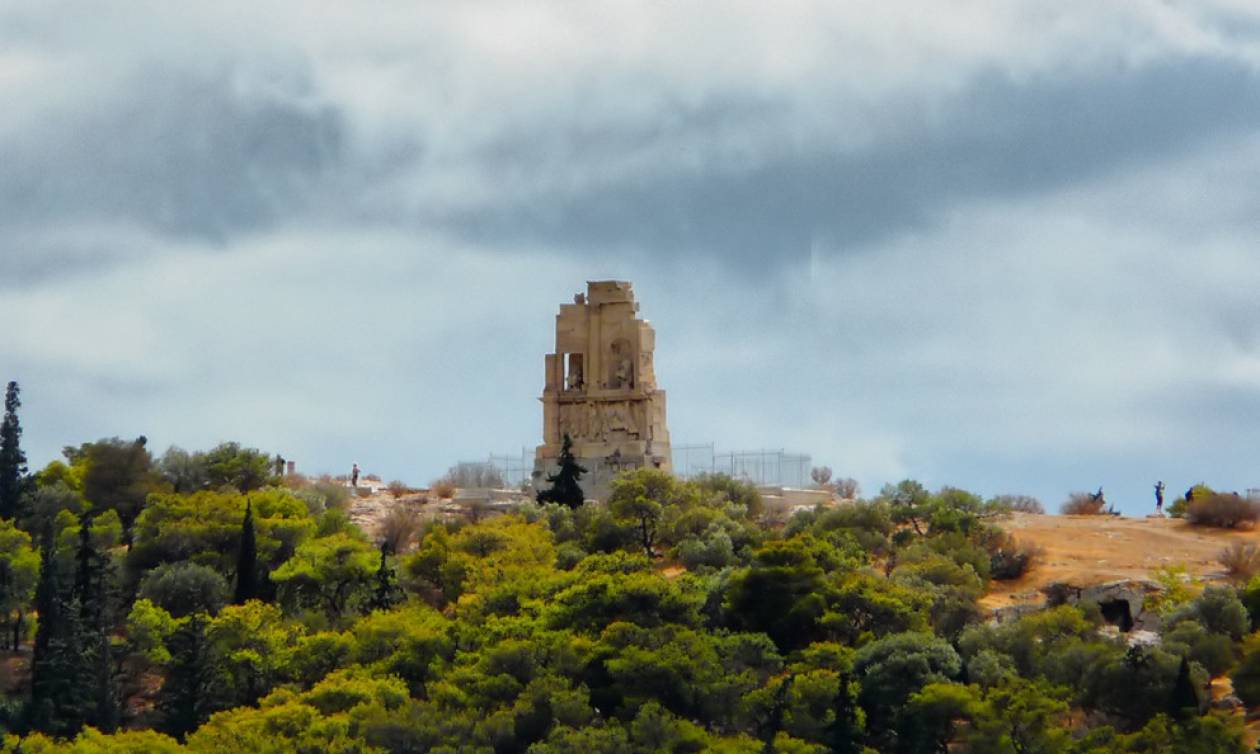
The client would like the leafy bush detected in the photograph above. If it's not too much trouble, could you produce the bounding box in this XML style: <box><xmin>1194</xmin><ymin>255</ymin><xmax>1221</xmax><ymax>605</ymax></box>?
<box><xmin>431</xmin><ymin>479</ymin><xmax>457</xmax><ymax>499</ymax></box>
<box><xmin>854</xmin><ymin>631</ymin><xmax>962</xmax><ymax>732</ymax></box>
<box><xmin>1145</xmin><ymin>564</ymin><xmax>1200</xmax><ymax>615</ymax></box>
<box><xmin>1184</xmin><ymin>585</ymin><xmax>1249</xmax><ymax>640</ymax></box>
<box><xmin>138</xmin><ymin>562</ymin><xmax>230</xmax><ymax>618</ymax></box>
<box><xmin>292</xmin><ymin>477</ymin><xmax>354</xmax><ymax>514</ymax></box>
<box><xmin>1218</xmin><ymin>542</ymin><xmax>1260</xmax><ymax>580</ymax></box>
<box><xmin>691</xmin><ymin>473</ymin><xmax>762</xmax><ymax>518</ymax></box>
<box><xmin>988</xmin><ymin>533</ymin><xmax>1042</xmax><ymax>580</ymax></box>
<box><xmin>989</xmin><ymin>494</ymin><xmax>1044</xmax><ymax>514</ymax></box>
<box><xmin>834</xmin><ymin>477</ymin><xmax>860</xmax><ymax>499</ymax></box>
<box><xmin>1186</xmin><ymin>493</ymin><xmax>1260</xmax><ymax>529</ymax></box>
<box><xmin>675</xmin><ymin>530</ymin><xmax>736</xmax><ymax>571</ymax></box>
<box><xmin>1232</xmin><ymin>634</ymin><xmax>1260</xmax><ymax>707</ymax></box>
<box><xmin>387</xmin><ymin>480</ymin><xmax>410</xmax><ymax>499</ymax></box>
<box><xmin>1162</xmin><ymin>620</ymin><xmax>1236</xmax><ymax>677</ymax></box>
<box><xmin>129</xmin><ymin>488</ymin><xmax>315</xmax><ymax>577</ymax></box>
<box><xmin>1060</xmin><ymin>492</ymin><xmax>1104</xmax><ymax>515</ymax></box>
<box><xmin>201</xmin><ymin>441</ymin><xmax>279</xmax><ymax>492</ymax></box>
<box><xmin>378</xmin><ymin>503</ymin><xmax>424</xmax><ymax>555</ymax></box>
<box><xmin>809</xmin><ymin>500</ymin><xmax>893</xmax><ymax>555</ymax></box>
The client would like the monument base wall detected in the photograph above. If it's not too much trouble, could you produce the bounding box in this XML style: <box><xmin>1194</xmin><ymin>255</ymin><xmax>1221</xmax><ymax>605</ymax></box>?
<box><xmin>531</xmin><ymin>453</ymin><xmax>666</xmax><ymax>502</ymax></box>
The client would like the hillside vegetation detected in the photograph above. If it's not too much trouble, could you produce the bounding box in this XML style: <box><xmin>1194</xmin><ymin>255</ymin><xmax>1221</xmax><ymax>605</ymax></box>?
<box><xmin>0</xmin><ymin>390</ymin><xmax>1257</xmax><ymax>751</ymax></box>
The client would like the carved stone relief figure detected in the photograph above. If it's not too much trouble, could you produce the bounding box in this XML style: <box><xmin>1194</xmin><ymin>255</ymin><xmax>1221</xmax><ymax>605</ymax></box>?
<box><xmin>565</xmin><ymin>353</ymin><xmax>584</xmax><ymax>390</ymax></box>
<box><xmin>608</xmin><ymin>338</ymin><xmax>634</xmax><ymax>389</ymax></box>
<box><xmin>558</xmin><ymin>404</ymin><xmax>592</xmax><ymax>439</ymax></box>
<box><xmin>603</xmin><ymin>402</ymin><xmax>639</xmax><ymax>437</ymax></box>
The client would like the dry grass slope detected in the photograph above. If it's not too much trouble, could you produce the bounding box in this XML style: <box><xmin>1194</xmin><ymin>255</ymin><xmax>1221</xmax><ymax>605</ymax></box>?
<box><xmin>983</xmin><ymin>512</ymin><xmax>1260</xmax><ymax>609</ymax></box>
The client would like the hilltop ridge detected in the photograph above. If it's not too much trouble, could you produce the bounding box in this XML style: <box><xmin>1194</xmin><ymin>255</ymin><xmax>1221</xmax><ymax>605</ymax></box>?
<box><xmin>986</xmin><ymin>511</ymin><xmax>1257</xmax><ymax>609</ymax></box>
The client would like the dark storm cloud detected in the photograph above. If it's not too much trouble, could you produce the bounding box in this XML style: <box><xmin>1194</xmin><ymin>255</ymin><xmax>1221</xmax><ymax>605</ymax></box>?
<box><xmin>0</xmin><ymin>65</ymin><xmax>344</xmax><ymax>245</ymax></box>
<box><xmin>5</xmin><ymin>1</ymin><xmax>1260</xmax><ymax>515</ymax></box>
<box><xmin>448</xmin><ymin>57</ymin><xmax>1260</xmax><ymax>264</ymax></box>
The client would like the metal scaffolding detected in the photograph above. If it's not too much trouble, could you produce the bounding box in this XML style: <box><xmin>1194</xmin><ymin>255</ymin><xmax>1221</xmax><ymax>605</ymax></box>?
<box><xmin>473</xmin><ymin>444</ymin><xmax>814</xmax><ymax>489</ymax></box>
<box><xmin>672</xmin><ymin>443</ymin><xmax>812</xmax><ymax>488</ymax></box>
<box><xmin>486</xmin><ymin>449</ymin><xmax>533</xmax><ymax>488</ymax></box>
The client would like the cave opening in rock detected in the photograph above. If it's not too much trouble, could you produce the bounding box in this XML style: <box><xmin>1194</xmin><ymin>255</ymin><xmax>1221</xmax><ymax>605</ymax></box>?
<box><xmin>1098</xmin><ymin>599</ymin><xmax>1134</xmax><ymax>632</ymax></box>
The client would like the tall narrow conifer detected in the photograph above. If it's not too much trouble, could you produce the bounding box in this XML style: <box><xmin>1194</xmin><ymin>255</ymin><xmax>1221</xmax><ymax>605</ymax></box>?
<box><xmin>368</xmin><ymin>543</ymin><xmax>401</xmax><ymax>612</ymax></box>
<box><xmin>233</xmin><ymin>499</ymin><xmax>258</xmax><ymax>604</ymax></box>
<box><xmin>159</xmin><ymin>613</ymin><xmax>224</xmax><ymax>739</ymax></box>
<box><xmin>537</xmin><ymin>434</ymin><xmax>587</xmax><ymax>509</ymax></box>
<box><xmin>73</xmin><ymin>514</ymin><xmax>118</xmax><ymax>732</ymax></box>
<box><xmin>1169</xmin><ymin>654</ymin><xmax>1200</xmax><ymax>717</ymax></box>
<box><xmin>28</xmin><ymin>524</ymin><xmax>92</xmax><ymax>736</ymax></box>
<box><xmin>0</xmin><ymin>381</ymin><xmax>27</xmax><ymax>520</ymax></box>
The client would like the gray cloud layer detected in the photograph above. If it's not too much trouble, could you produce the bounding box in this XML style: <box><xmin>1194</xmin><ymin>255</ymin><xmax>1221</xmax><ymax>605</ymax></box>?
<box><xmin>3</xmin><ymin>1</ymin><xmax>1259</xmax><ymax>512</ymax></box>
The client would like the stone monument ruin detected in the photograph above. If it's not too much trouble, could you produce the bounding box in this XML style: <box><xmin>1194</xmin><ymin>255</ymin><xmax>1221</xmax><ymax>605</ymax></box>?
<box><xmin>533</xmin><ymin>281</ymin><xmax>671</xmax><ymax>500</ymax></box>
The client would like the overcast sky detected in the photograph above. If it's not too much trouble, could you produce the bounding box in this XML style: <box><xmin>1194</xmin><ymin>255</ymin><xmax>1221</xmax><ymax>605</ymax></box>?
<box><xmin>3</xmin><ymin>1</ymin><xmax>1259</xmax><ymax>514</ymax></box>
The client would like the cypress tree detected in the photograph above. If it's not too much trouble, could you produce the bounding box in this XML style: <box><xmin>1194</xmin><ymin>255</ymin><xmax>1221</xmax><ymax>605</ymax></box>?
<box><xmin>27</xmin><ymin>525</ymin><xmax>91</xmax><ymax>737</ymax></box>
<box><xmin>0</xmin><ymin>381</ymin><xmax>27</xmax><ymax>520</ymax></box>
<box><xmin>73</xmin><ymin>514</ymin><xmax>118</xmax><ymax>732</ymax></box>
<box><xmin>233</xmin><ymin>500</ymin><xmax>258</xmax><ymax>604</ymax></box>
<box><xmin>1169</xmin><ymin>654</ymin><xmax>1200</xmax><ymax>717</ymax></box>
<box><xmin>368</xmin><ymin>543</ymin><xmax>401</xmax><ymax>612</ymax></box>
<box><xmin>159</xmin><ymin>613</ymin><xmax>224</xmax><ymax>739</ymax></box>
<box><xmin>537</xmin><ymin>434</ymin><xmax>587</xmax><ymax>509</ymax></box>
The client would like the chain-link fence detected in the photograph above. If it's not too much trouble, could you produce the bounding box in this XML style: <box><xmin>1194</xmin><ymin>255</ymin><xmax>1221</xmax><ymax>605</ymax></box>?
<box><xmin>486</xmin><ymin>449</ymin><xmax>533</xmax><ymax>488</ymax></box>
<box><xmin>672</xmin><ymin>444</ymin><xmax>812</xmax><ymax>488</ymax></box>
<box><xmin>473</xmin><ymin>444</ymin><xmax>814</xmax><ymax>489</ymax></box>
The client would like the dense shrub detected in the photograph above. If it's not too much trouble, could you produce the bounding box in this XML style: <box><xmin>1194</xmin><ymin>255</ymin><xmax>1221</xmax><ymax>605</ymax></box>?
<box><xmin>1218</xmin><ymin>542</ymin><xmax>1260</xmax><ymax>580</ymax></box>
<box><xmin>378</xmin><ymin>503</ymin><xmax>424</xmax><ymax>555</ymax></box>
<box><xmin>138</xmin><ymin>562</ymin><xmax>230</xmax><ymax>618</ymax></box>
<box><xmin>988</xmin><ymin>533</ymin><xmax>1042</xmax><ymax>580</ymax></box>
<box><xmin>386</xmin><ymin>480</ymin><xmax>409</xmax><ymax>499</ymax></box>
<box><xmin>808</xmin><ymin>500</ymin><xmax>894</xmax><ymax>555</ymax></box>
<box><xmin>1162</xmin><ymin>620</ymin><xmax>1236</xmax><ymax>677</ymax></box>
<box><xmin>1232</xmin><ymin>635</ymin><xmax>1260</xmax><ymax>707</ymax></box>
<box><xmin>291</xmin><ymin>477</ymin><xmax>354</xmax><ymax>515</ymax></box>
<box><xmin>1168</xmin><ymin>484</ymin><xmax>1213</xmax><ymax>519</ymax></box>
<box><xmin>430</xmin><ymin>479</ymin><xmax>456</xmax><ymax>499</ymax></box>
<box><xmin>1182</xmin><ymin>585</ymin><xmax>1249</xmax><ymax>640</ymax></box>
<box><xmin>989</xmin><ymin>494</ymin><xmax>1044</xmax><ymax>514</ymax></box>
<box><xmin>1186</xmin><ymin>493</ymin><xmax>1260</xmax><ymax>529</ymax></box>
<box><xmin>1060</xmin><ymin>492</ymin><xmax>1105</xmax><ymax>515</ymax></box>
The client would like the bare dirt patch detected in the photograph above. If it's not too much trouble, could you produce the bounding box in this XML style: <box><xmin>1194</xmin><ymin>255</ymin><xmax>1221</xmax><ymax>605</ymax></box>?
<box><xmin>984</xmin><ymin>512</ymin><xmax>1260</xmax><ymax>609</ymax></box>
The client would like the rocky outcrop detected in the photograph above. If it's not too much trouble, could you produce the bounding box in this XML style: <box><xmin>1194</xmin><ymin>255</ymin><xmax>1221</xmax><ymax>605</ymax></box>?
<box><xmin>1040</xmin><ymin>578</ymin><xmax>1165</xmax><ymax>631</ymax></box>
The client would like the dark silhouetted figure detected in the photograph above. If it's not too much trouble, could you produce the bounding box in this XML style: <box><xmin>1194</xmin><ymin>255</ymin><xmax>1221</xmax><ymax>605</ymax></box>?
<box><xmin>351</xmin><ymin>463</ymin><xmax>360</xmax><ymax>488</ymax></box>
<box><xmin>1155</xmin><ymin>481</ymin><xmax>1165</xmax><ymax>514</ymax></box>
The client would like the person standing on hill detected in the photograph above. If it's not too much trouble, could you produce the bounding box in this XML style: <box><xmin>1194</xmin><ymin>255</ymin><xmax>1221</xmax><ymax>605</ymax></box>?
<box><xmin>351</xmin><ymin>463</ymin><xmax>360</xmax><ymax>489</ymax></box>
<box><xmin>1154</xmin><ymin>481</ymin><xmax>1165</xmax><ymax>515</ymax></box>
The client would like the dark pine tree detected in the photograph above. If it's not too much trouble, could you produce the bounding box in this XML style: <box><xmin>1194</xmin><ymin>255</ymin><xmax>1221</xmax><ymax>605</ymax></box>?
<box><xmin>536</xmin><ymin>434</ymin><xmax>587</xmax><ymax>509</ymax></box>
<box><xmin>27</xmin><ymin>525</ymin><xmax>91</xmax><ymax>737</ymax></box>
<box><xmin>159</xmin><ymin>613</ymin><xmax>224</xmax><ymax>740</ymax></box>
<box><xmin>233</xmin><ymin>500</ymin><xmax>258</xmax><ymax>604</ymax></box>
<box><xmin>0</xmin><ymin>381</ymin><xmax>28</xmax><ymax>520</ymax></box>
<box><xmin>1169</xmin><ymin>654</ymin><xmax>1201</xmax><ymax>718</ymax></box>
<box><xmin>824</xmin><ymin>672</ymin><xmax>863</xmax><ymax>754</ymax></box>
<box><xmin>73</xmin><ymin>514</ymin><xmax>119</xmax><ymax>732</ymax></box>
<box><xmin>367</xmin><ymin>543</ymin><xmax>402</xmax><ymax>612</ymax></box>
